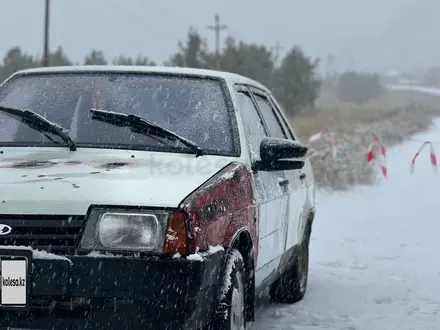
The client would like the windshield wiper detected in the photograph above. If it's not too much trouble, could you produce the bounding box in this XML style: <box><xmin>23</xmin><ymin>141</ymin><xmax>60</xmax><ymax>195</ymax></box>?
<box><xmin>0</xmin><ymin>105</ymin><xmax>77</xmax><ymax>151</ymax></box>
<box><xmin>90</xmin><ymin>108</ymin><xmax>203</xmax><ymax>157</ymax></box>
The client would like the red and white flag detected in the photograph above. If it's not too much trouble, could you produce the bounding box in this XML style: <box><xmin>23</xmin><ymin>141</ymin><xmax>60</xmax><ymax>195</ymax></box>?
<box><xmin>366</xmin><ymin>134</ymin><xmax>387</xmax><ymax>178</ymax></box>
<box><xmin>410</xmin><ymin>141</ymin><xmax>437</xmax><ymax>174</ymax></box>
<box><xmin>308</xmin><ymin>130</ymin><xmax>339</xmax><ymax>165</ymax></box>
<box><xmin>308</xmin><ymin>130</ymin><xmax>328</xmax><ymax>143</ymax></box>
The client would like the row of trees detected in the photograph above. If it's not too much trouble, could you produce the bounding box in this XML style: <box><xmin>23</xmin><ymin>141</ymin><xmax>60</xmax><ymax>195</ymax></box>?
<box><xmin>0</xmin><ymin>28</ymin><xmax>321</xmax><ymax>116</ymax></box>
<box><xmin>1</xmin><ymin>28</ymin><xmax>388</xmax><ymax>113</ymax></box>
<box><xmin>335</xmin><ymin>71</ymin><xmax>385</xmax><ymax>104</ymax></box>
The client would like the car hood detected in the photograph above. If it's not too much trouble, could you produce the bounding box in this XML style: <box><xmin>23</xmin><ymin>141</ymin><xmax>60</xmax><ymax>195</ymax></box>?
<box><xmin>0</xmin><ymin>148</ymin><xmax>235</xmax><ymax>215</ymax></box>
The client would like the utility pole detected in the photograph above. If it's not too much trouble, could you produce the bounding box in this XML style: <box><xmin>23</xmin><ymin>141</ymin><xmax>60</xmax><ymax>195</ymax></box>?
<box><xmin>325</xmin><ymin>54</ymin><xmax>335</xmax><ymax>80</ymax></box>
<box><xmin>207</xmin><ymin>14</ymin><xmax>227</xmax><ymax>70</ymax></box>
<box><xmin>272</xmin><ymin>41</ymin><xmax>284</xmax><ymax>65</ymax></box>
<box><xmin>42</xmin><ymin>0</ymin><xmax>50</xmax><ymax>67</ymax></box>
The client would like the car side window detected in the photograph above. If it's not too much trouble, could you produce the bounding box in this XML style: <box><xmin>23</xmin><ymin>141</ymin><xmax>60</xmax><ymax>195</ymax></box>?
<box><xmin>236</xmin><ymin>89</ymin><xmax>286</xmax><ymax>204</ymax></box>
<box><xmin>253</xmin><ymin>93</ymin><xmax>287</xmax><ymax>139</ymax></box>
<box><xmin>269</xmin><ymin>95</ymin><xmax>297</xmax><ymax>140</ymax></box>
<box><xmin>236</xmin><ymin>91</ymin><xmax>267</xmax><ymax>159</ymax></box>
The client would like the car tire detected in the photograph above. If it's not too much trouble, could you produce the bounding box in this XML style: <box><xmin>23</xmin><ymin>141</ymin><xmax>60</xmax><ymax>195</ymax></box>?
<box><xmin>269</xmin><ymin>229</ymin><xmax>310</xmax><ymax>304</ymax></box>
<box><xmin>210</xmin><ymin>248</ymin><xmax>247</xmax><ymax>330</ymax></box>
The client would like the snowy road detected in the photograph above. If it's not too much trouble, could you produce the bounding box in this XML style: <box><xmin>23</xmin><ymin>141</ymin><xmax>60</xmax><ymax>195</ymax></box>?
<box><xmin>250</xmin><ymin>117</ymin><xmax>440</xmax><ymax>328</ymax></box>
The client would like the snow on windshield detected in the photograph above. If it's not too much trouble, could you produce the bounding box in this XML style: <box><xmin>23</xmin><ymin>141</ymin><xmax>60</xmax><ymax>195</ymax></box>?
<box><xmin>0</xmin><ymin>73</ymin><xmax>237</xmax><ymax>154</ymax></box>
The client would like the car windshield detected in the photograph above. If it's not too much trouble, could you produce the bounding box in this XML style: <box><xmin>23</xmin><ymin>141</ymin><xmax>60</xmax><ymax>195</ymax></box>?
<box><xmin>0</xmin><ymin>72</ymin><xmax>236</xmax><ymax>155</ymax></box>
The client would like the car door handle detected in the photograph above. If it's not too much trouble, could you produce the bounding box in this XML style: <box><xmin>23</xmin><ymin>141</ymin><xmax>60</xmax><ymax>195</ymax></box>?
<box><xmin>278</xmin><ymin>178</ymin><xmax>289</xmax><ymax>187</ymax></box>
<box><xmin>299</xmin><ymin>173</ymin><xmax>306</xmax><ymax>181</ymax></box>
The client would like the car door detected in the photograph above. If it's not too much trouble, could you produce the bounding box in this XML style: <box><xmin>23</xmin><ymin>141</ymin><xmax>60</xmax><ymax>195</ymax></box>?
<box><xmin>249</xmin><ymin>89</ymin><xmax>290</xmax><ymax>253</ymax></box>
<box><xmin>234</xmin><ymin>86</ymin><xmax>286</xmax><ymax>288</ymax></box>
<box><xmin>268</xmin><ymin>94</ymin><xmax>309</xmax><ymax>249</ymax></box>
<box><xmin>251</xmin><ymin>90</ymin><xmax>307</xmax><ymax>260</ymax></box>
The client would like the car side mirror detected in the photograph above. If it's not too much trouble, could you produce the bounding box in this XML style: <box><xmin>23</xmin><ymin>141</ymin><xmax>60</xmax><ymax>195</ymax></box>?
<box><xmin>252</xmin><ymin>159</ymin><xmax>305</xmax><ymax>172</ymax></box>
<box><xmin>252</xmin><ymin>137</ymin><xmax>308</xmax><ymax>172</ymax></box>
<box><xmin>260</xmin><ymin>137</ymin><xmax>308</xmax><ymax>161</ymax></box>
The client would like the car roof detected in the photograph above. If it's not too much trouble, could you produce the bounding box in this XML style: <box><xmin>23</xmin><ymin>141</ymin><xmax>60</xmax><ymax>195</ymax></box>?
<box><xmin>13</xmin><ymin>65</ymin><xmax>270</xmax><ymax>93</ymax></box>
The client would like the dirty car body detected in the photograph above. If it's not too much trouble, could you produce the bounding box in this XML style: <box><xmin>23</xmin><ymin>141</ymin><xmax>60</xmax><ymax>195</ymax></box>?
<box><xmin>0</xmin><ymin>66</ymin><xmax>315</xmax><ymax>330</ymax></box>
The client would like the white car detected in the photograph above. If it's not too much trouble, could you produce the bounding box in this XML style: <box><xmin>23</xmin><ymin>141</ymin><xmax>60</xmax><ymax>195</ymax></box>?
<box><xmin>0</xmin><ymin>65</ymin><xmax>315</xmax><ymax>330</ymax></box>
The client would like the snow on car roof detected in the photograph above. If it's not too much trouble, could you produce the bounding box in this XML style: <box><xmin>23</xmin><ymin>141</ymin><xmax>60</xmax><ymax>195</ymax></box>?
<box><xmin>13</xmin><ymin>65</ymin><xmax>270</xmax><ymax>92</ymax></box>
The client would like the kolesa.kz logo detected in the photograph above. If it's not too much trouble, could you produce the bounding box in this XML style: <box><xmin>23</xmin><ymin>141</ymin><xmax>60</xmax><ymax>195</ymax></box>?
<box><xmin>2</xmin><ymin>276</ymin><xmax>26</xmax><ymax>287</ymax></box>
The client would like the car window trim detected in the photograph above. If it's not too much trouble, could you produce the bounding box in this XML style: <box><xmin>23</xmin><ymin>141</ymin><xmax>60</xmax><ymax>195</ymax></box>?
<box><xmin>234</xmin><ymin>84</ymin><xmax>270</xmax><ymax>137</ymax></box>
<box><xmin>243</xmin><ymin>84</ymin><xmax>297</xmax><ymax>141</ymax></box>
<box><xmin>268</xmin><ymin>95</ymin><xmax>298</xmax><ymax>141</ymax></box>
<box><xmin>247</xmin><ymin>87</ymin><xmax>289</xmax><ymax>139</ymax></box>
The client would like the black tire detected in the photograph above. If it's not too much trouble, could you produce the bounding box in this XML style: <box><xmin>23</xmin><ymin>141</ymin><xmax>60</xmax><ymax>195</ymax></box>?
<box><xmin>269</xmin><ymin>231</ymin><xmax>310</xmax><ymax>303</ymax></box>
<box><xmin>210</xmin><ymin>248</ymin><xmax>247</xmax><ymax>330</ymax></box>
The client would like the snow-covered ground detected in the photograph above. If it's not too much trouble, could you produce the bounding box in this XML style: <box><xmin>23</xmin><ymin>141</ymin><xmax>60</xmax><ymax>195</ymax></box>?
<box><xmin>250</xmin><ymin>112</ymin><xmax>440</xmax><ymax>328</ymax></box>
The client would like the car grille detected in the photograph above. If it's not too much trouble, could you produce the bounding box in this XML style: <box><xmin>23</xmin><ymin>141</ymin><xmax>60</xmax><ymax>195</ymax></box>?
<box><xmin>0</xmin><ymin>214</ymin><xmax>86</xmax><ymax>254</ymax></box>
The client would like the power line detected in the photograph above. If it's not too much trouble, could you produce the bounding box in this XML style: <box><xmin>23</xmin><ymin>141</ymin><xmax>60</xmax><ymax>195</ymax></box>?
<box><xmin>42</xmin><ymin>0</ymin><xmax>50</xmax><ymax>67</ymax></box>
<box><xmin>135</xmin><ymin>0</ymin><xmax>178</xmax><ymax>20</ymax></box>
<box><xmin>110</xmin><ymin>0</ymin><xmax>192</xmax><ymax>36</ymax></box>
<box><xmin>207</xmin><ymin>14</ymin><xmax>227</xmax><ymax>70</ymax></box>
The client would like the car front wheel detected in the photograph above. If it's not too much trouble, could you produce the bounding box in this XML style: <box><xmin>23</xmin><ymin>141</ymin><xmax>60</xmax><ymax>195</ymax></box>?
<box><xmin>211</xmin><ymin>248</ymin><xmax>247</xmax><ymax>330</ymax></box>
<box><xmin>269</xmin><ymin>230</ymin><xmax>310</xmax><ymax>303</ymax></box>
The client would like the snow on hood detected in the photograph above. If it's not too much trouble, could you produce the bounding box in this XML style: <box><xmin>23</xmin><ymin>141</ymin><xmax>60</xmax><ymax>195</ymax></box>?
<box><xmin>0</xmin><ymin>147</ymin><xmax>236</xmax><ymax>214</ymax></box>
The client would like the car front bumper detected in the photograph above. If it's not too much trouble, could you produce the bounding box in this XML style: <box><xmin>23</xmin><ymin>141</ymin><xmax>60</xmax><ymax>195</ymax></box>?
<box><xmin>0</xmin><ymin>248</ymin><xmax>225</xmax><ymax>330</ymax></box>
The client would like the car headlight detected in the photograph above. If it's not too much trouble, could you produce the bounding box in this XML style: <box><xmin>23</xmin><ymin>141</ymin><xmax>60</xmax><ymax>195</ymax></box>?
<box><xmin>80</xmin><ymin>209</ymin><xmax>169</xmax><ymax>252</ymax></box>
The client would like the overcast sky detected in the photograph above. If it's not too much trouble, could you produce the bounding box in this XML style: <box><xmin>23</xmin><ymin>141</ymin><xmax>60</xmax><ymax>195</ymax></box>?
<box><xmin>0</xmin><ymin>0</ymin><xmax>437</xmax><ymax>72</ymax></box>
